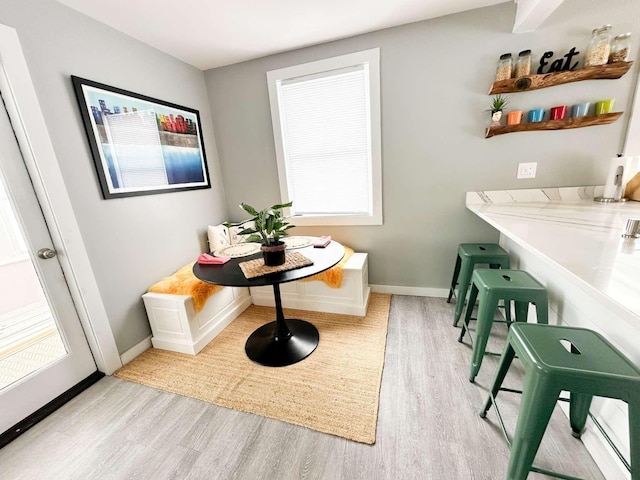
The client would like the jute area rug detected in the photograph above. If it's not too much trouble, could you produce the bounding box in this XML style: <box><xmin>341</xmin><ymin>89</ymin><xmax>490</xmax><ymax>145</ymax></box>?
<box><xmin>115</xmin><ymin>293</ymin><xmax>391</xmax><ymax>444</ymax></box>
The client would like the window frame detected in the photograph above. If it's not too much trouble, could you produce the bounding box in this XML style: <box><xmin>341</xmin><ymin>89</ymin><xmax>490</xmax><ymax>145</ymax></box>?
<box><xmin>266</xmin><ymin>48</ymin><xmax>382</xmax><ymax>226</ymax></box>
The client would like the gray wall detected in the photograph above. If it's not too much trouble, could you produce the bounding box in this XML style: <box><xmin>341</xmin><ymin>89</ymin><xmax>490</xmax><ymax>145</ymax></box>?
<box><xmin>0</xmin><ymin>0</ymin><xmax>228</xmax><ymax>354</ymax></box>
<box><xmin>204</xmin><ymin>0</ymin><xmax>640</xmax><ymax>290</ymax></box>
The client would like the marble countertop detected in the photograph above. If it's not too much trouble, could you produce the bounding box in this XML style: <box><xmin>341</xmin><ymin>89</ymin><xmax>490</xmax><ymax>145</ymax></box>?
<box><xmin>466</xmin><ymin>187</ymin><xmax>640</xmax><ymax>321</ymax></box>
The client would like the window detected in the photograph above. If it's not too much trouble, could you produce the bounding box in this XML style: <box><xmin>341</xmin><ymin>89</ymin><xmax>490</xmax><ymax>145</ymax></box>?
<box><xmin>0</xmin><ymin>180</ymin><xmax>28</xmax><ymax>266</ymax></box>
<box><xmin>267</xmin><ymin>49</ymin><xmax>382</xmax><ymax>226</ymax></box>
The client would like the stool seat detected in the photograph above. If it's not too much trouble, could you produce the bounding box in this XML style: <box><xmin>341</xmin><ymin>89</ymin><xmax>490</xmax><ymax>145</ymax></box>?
<box><xmin>448</xmin><ymin>243</ymin><xmax>511</xmax><ymax>326</ymax></box>
<box><xmin>458</xmin><ymin>243</ymin><xmax>510</xmax><ymax>259</ymax></box>
<box><xmin>481</xmin><ymin>323</ymin><xmax>640</xmax><ymax>480</ymax></box>
<box><xmin>459</xmin><ymin>269</ymin><xmax>548</xmax><ymax>382</ymax></box>
<box><xmin>514</xmin><ymin>324</ymin><xmax>640</xmax><ymax>382</ymax></box>
<box><xmin>471</xmin><ymin>269</ymin><xmax>547</xmax><ymax>296</ymax></box>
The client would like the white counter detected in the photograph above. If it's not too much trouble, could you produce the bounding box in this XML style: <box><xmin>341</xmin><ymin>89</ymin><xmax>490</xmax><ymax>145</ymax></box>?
<box><xmin>466</xmin><ymin>186</ymin><xmax>639</xmax><ymax>480</ymax></box>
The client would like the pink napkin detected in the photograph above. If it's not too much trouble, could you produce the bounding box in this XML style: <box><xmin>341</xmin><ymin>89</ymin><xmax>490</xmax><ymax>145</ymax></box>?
<box><xmin>198</xmin><ymin>253</ymin><xmax>230</xmax><ymax>265</ymax></box>
<box><xmin>313</xmin><ymin>235</ymin><xmax>332</xmax><ymax>248</ymax></box>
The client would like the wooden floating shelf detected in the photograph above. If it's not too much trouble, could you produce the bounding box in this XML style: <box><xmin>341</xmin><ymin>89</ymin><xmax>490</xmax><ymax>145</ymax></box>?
<box><xmin>489</xmin><ymin>62</ymin><xmax>633</xmax><ymax>94</ymax></box>
<box><xmin>485</xmin><ymin>112</ymin><xmax>622</xmax><ymax>138</ymax></box>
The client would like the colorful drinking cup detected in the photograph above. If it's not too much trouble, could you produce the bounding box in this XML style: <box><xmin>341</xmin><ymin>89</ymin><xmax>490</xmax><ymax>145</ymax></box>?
<box><xmin>571</xmin><ymin>102</ymin><xmax>591</xmax><ymax>118</ymax></box>
<box><xmin>507</xmin><ymin>110</ymin><xmax>524</xmax><ymax>125</ymax></box>
<box><xmin>595</xmin><ymin>99</ymin><xmax>615</xmax><ymax>115</ymax></box>
<box><xmin>550</xmin><ymin>105</ymin><xmax>568</xmax><ymax>120</ymax></box>
<box><xmin>528</xmin><ymin>108</ymin><xmax>545</xmax><ymax>123</ymax></box>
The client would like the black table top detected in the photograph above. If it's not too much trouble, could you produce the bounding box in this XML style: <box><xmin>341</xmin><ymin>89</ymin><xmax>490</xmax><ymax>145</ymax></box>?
<box><xmin>193</xmin><ymin>241</ymin><xmax>345</xmax><ymax>288</ymax></box>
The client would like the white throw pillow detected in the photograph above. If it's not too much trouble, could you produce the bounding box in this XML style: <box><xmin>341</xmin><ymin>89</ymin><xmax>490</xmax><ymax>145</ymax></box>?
<box><xmin>229</xmin><ymin>220</ymin><xmax>256</xmax><ymax>245</ymax></box>
<box><xmin>207</xmin><ymin>224</ymin><xmax>231</xmax><ymax>252</ymax></box>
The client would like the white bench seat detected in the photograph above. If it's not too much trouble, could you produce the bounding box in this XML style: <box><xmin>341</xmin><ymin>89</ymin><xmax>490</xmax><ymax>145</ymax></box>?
<box><xmin>142</xmin><ymin>286</ymin><xmax>251</xmax><ymax>355</ymax></box>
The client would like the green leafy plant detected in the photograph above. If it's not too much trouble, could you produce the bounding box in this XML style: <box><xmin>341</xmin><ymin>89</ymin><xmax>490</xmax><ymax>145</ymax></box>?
<box><xmin>489</xmin><ymin>94</ymin><xmax>509</xmax><ymax>112</ymax></box>
<box><xmin>226</xmin><ymin>201</ymin><xmax>295</xmax><ymax>246</ymax></box>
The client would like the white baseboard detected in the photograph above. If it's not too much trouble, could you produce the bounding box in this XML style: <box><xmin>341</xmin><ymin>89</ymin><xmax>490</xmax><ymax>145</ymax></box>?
<box><xmin>370</xmin><ymin>284</ymin><xmax>449</xmax><ymax>298</ymax></box>
<box><xmin>120</xmin><ymin>336</ymin><xmax>152</xmax><ymax>365</ymax></box>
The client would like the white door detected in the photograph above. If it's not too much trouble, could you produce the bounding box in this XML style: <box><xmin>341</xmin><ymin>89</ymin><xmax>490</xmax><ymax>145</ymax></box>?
<box><xmin>0</xmin><ymin>93</ymin><xmax>97</xmax><ymax>434</ymax></box>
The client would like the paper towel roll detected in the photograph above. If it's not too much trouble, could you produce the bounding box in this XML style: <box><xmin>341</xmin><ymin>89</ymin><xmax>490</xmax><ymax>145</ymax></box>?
<box><xmin>603</xmin><ymin>156</ymin><xmax>625</xmax><ymax>199</ymax></box>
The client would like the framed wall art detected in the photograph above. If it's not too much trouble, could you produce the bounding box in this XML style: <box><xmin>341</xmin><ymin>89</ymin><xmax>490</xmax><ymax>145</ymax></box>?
<box><xmin>71</xmin><ymin>76</ymin><xmax>210</xmax><ymax>199</ymax></box>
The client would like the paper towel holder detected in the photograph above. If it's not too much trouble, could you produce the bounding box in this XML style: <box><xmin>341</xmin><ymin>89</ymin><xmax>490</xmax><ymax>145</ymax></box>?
<box><xmin>594</xmin><ymin>197</ymin><xmax>626</xmax><ymax>203</ymax></box>
<box><xmin>595</xmin><ymin>154</ymin><xmax>630</xmax><ymax>202</ymax></box>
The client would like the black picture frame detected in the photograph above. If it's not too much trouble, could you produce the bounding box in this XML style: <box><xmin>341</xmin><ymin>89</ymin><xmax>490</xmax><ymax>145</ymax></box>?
<box><xmin>71</xmin><ymin>76</ymin><xmax>211</xmax><ymax>199</ymax></box>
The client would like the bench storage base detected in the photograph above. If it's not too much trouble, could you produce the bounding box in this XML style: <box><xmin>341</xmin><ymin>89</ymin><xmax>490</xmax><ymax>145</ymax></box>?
<box><xmin>142</xmin><ymin>286</ymin><xmax>251</xmax><ymax>355</ymax></box>
<box><xmin>249</xmin><ymin>253</ymin><xmax>370</xmax><ymax>316</ymax></box>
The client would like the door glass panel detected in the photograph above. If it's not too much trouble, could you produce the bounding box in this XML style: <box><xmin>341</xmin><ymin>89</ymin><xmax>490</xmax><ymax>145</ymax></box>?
<box><xmin>0</xmin><ymin>177</ymin><xmax>66</xmax><ymax>390</ymax></box>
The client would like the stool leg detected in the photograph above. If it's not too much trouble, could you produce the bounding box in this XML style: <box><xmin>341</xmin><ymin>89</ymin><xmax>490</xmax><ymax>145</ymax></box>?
<box><xmin>469</xmin><ymin>291</ymin><xmax>499</xmax><ymax>382</ymax></box>
<box><xmin>453</xmin><ymin>260</ymin><xmax>474</xmax><ymax>327</ymax></box>
<box><xmin>447</xmin><ymin>255</ymin><xmax>461</xmax><ymax>304</ymax></box>
<box><xmin>458</xmin><ymin>283</ymin><xmax>478</xmax><ymax>343</ymax></box>
<box><xmin>503</xmin><ymin>300</ymin><xmax>512</xmax><ymax>324</ymax></box>
<box><xmin>534</xmin><ymin>295</ymin><xmax>549</xmax><ymax>324</ymax></box>
<box><xmin>569</xmin><ymin>392</ymin><xmax>593</xmax><ymax>438</ymax></box>
<box><xmin>629</xmin><ymin>397</ymin><xmax>640</xmax><ymax>479</ymax></box>
<box><xmin>480</xmin><ymin>343</ymin><xmax>516</xmax><ymax>418</ymax></box>
<box><xmin>508</xmin><ymin>373</ymin><xmax>560</xmax><ymax>480</ymax></box>
<box><xmin>513</xmin><ymin>301</ymin><xmax>529</xmax><ymax>324</ymax></box>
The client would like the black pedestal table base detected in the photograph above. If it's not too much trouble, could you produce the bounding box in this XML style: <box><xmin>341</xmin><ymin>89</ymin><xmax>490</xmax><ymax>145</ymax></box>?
<box><xmin>245</xmin><ymin>319</ymin><xmax>319</xmax><ymax>367</ymax></box>
<box><xmin>245</xmin><ymin>283</ymin><xmax>319</xmax><ymax>367</ymax></box>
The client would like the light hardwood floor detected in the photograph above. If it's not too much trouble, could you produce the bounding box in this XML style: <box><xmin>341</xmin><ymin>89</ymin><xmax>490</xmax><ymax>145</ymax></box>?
<box><xmin>0</xmin><ymin>296</ymin><xmax>605</xmax><ymax>479</ymax></box>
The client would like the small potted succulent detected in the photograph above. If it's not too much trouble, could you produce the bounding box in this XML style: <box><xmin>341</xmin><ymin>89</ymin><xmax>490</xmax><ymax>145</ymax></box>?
<box><xmin>489</xmin><ymin>94</ymin><xmax>509</xmax><ymax>125</ymax></box>
<box><xmin>226</xmin><ymin>201</ymin><xmax>295</xmax><ymax>266</ymax></box>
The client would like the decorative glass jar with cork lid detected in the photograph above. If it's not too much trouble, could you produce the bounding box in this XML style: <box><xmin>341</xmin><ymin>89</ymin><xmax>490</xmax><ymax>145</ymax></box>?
<box><xmin>495</xmin><ymin>53</ymin><xmax>512</xmax><ymax>81</ymax></box>
<box><xmin>515</xmin><ymin>50</ymin><xmax>532</xmax><ymax>77</ymax></box>
<box><xmin>609</xmin><ymin>33</ymin><xmax>631</xmax><ymax>63</ymax></box>
<box><xmin>585</xmin><ymin>25</ymin><xmax>612</xmax><ymax>67</ymax></box>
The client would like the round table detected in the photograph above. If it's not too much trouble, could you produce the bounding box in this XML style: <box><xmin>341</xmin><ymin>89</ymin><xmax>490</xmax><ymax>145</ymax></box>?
<box><xmin>193</xmin><ymin>241</ymin><xmax>345</xmax><ymax>367</ymax></box>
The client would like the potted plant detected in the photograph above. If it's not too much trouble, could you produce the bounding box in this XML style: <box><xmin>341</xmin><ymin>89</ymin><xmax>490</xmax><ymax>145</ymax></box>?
<box><xmin>489</xmin><ymin>94</ymin><xmax>509</xmax><ymax>125</ymax></box>
<box><xmin>226</xmin><ymin>201</ymin><xmax>295</xmax><ymax>266</ymax></box>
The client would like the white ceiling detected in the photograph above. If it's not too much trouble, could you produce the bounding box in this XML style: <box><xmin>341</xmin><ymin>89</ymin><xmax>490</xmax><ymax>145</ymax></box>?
<box><xmin>56</xmin><ymin>0</ymin><xmax>509</xmax><ymax>70</ymax></box>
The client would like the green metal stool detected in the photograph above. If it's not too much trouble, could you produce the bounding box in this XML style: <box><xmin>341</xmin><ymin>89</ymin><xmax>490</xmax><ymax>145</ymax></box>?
<box><xmin>459</xmin><ymin>269</ymin><xmax>548</xmax><ymax>382</ymax></box>
<box><xmin>480</xmin><ymin>323</ymin><xmax>640</xmax><ymax>480</ymax></box>
<box><xmin>448</xmin><ymin>243</ymin><xmax>511</xmax><ymax>327</ymax></box>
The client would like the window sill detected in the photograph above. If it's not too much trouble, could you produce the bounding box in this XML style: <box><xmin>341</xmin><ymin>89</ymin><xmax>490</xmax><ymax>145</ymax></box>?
<box><xmin>290</xmin><ymin>213</ymin><xmax>382</xmax><ymax>227</ymax></box>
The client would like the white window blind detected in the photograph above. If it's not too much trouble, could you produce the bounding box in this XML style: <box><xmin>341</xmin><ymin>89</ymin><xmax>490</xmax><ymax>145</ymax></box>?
<box><xmin>277</xmin><ymin>65</ymin><xmax>372</xmax><ymax>217</ymax></box>
<box><xmin>267</xmin><ymin>49</ymin><xmax>381</xmax><ymax>226</ymax></box>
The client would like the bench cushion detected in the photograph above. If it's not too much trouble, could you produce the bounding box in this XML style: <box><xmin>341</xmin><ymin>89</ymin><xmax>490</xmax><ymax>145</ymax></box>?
<box><xmin>148</xmin><ymin>262</ymin><xmax>222</xmax><ymax>312</ymax></box>
<box><xmin>300</xmin><ymin>246</ymin><xmax>354</xmax><ymax>288</ymax></box>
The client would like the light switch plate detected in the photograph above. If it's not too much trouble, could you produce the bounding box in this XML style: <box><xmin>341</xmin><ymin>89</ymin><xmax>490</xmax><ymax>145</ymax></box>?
<box><xmin>517</xmin><ymin>162</ymin><xmax>537</xmax><ymax>179</ymax></box>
